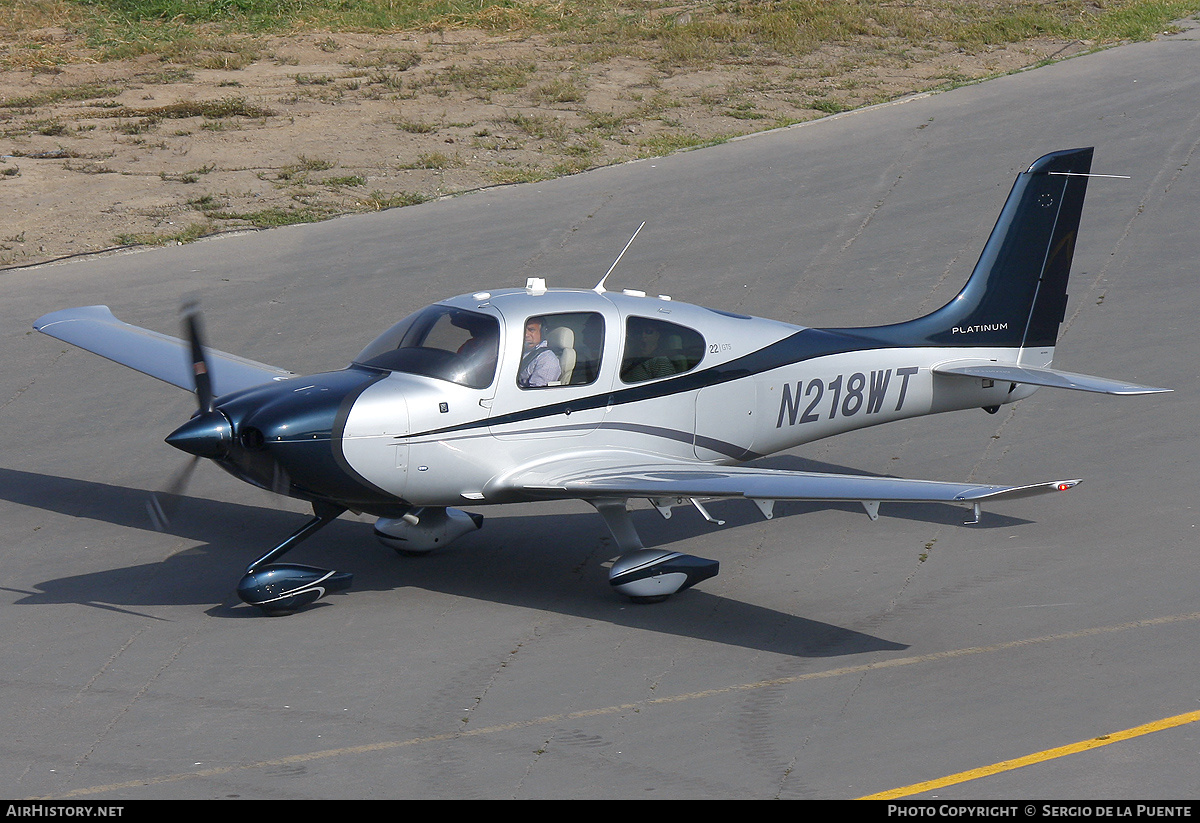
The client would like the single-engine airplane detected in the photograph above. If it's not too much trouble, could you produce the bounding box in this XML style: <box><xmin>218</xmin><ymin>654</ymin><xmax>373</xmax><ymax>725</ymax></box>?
<box><xmin>35</xmin><ymin>147</ymin><xmax>1168</xmax><ymax>615</ymax></box>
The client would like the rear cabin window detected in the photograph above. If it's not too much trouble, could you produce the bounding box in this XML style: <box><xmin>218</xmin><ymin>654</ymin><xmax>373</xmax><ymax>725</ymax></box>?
<box><xmin>517</xmin><ymin>312</ymin><xmax>605</xmax><ymax>389</ymax></box>
<box><xmin>620</xmin><ymin>317</ymin><xmax>705</xmax><ymax>383</ymax></box>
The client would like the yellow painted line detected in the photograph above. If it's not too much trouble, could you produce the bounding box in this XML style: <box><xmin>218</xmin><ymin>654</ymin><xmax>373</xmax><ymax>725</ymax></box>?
<box><xmin>862</xmin><ymin>709</ymin><xmax>1200</xmax><ymax>800</ymax></box>
<box><xmin>37</xmin><ymin>610</ymin><xmax>1200</xmax><ymax>799</ymax></box>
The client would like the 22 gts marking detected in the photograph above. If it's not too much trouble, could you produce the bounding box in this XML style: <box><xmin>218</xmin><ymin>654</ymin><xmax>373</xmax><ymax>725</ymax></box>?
<box><xmin>776</xmin><ymin>366</ymin><xmax>918</xmax><ymax>428</ymax></box>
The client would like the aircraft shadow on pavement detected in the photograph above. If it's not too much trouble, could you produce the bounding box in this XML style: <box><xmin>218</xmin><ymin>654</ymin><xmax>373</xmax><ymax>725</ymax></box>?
<box><xmin>0</xmin><ymin>463</ymin><xmax>1040</xmax><ymax>656</ymax></box>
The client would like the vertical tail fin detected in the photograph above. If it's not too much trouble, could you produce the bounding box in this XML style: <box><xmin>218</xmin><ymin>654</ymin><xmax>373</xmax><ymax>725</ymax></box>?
<box><xmin>859</xmin><ymin>147</ymin><xmax>1094</xmax><ymax>349</ymax></box>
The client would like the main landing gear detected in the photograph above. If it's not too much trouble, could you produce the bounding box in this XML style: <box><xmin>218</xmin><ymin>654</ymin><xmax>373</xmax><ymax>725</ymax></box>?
<box><xmin>592</xmin><ymin>500</ymin><xmax>719</xmax><ymax>603</ymax></box>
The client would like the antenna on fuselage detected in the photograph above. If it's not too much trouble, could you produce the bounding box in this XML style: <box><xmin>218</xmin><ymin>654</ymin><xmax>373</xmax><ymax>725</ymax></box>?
<box><xmin>593</xmin><ymin>221</ymin><xmax>645</xmax><ymax>294</ymax></box>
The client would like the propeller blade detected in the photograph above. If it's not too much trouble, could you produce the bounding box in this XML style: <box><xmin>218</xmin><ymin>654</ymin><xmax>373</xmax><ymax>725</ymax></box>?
<box><xmin>270</xmin><ymin>462</ymin><xmax>291</xmax><ymax>497</ymax></box>
<box><xmin>147</xmin><ymin>455</ymin><xmax>200</xmax><ymax>530</ymax></box>
<box><xmin>181</xmin><ymin>300</ymin><xmax>214</xmax><ymax>414</ymax></box>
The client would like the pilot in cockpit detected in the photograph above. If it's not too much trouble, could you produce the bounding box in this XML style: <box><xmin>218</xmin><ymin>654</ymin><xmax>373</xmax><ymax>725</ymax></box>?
<box><xmin>518</xmin><ymin>316</ymin><xmax>561</xmax><ymax>388</ymax></box>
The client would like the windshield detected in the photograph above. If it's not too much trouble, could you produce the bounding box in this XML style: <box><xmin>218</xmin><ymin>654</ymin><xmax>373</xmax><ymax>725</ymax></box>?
<box><xmin>354</xmin><ymin>305</ymin><xmax>500</xmax><ymax>389</ymax></box>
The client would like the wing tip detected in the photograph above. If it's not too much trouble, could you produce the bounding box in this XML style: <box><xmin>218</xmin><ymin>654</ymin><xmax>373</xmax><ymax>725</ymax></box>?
<box><xmin>960</xmin><ymin>478</ymin><xmax>1082</xmax><ymax>502</ymax></box>
<box><xmin>33</xmin><ymin>305</ymin><xmax>115</xmax><ymax>332</ymax></box>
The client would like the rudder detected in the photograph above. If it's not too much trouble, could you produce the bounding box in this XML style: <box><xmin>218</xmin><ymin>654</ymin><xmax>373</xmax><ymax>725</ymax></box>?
<box><xmin>855</xmin><ymin>147</ymin><xmax>1094</xmax><ymax>349</ymax></box>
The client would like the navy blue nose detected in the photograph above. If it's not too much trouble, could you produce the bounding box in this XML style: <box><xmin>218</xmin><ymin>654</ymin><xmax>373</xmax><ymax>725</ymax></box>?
<box><xmin>195</xmin><ymin>368</ymin><xmax>397</xmax><ymax>511</ymax></box>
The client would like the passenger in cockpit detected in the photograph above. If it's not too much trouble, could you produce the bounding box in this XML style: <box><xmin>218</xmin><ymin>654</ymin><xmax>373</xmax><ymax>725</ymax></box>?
<box><xmin>621</xmin><ymin>319</ymin><xmax>676</xmax><ymax>383</ymax></box>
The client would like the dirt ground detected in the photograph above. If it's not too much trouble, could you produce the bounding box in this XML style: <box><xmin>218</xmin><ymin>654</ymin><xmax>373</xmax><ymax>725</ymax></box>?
<box><xmin>0</xmin><ymin>24</ymin><xmax>1097</xmax><ymax>269</ymax></box>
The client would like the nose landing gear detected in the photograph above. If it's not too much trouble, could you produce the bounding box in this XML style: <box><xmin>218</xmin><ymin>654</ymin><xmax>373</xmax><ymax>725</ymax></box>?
<box><xmin>236</xmin><ymin>501</ymin><xmax>351</xmax><ymax>615</ymax></box>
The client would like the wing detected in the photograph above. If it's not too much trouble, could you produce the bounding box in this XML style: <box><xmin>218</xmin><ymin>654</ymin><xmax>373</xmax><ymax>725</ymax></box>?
<box><xmin>491</xmin><ymin>454</ymin><xmax>1079</xmax><ymax>522</ymax></box>
<box><xmin>932</xmin><ymin>359</ymin><xmax>1170</xmax><ymax>395</ymax></box>
<box><xmin>34</xmin><ymin>306</ymin><xmax>294</xmax><ymax>396</ymax></box>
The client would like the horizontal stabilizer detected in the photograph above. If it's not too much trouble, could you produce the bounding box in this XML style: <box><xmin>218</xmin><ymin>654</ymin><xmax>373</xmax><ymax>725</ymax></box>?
<box><xmin>933</xmin><ymin>359</ymin><xmax>1171</xmax><ymax>396</ymax></box>
<box><xmin>34</xmin><ymin>306</ymin><xmax>294</xmax><ymax>396</ymax></box>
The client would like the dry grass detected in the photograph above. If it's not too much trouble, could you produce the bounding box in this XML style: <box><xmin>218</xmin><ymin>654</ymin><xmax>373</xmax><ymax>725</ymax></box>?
<box><xmin>1</xmin><ymin>1</ymin><xmax>1198</xmax><ymax>265</ymax></box>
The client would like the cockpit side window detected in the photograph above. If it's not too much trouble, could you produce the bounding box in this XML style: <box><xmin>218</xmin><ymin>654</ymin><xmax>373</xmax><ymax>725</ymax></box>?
<box><xmin>620</xmin><ymin>316</ymin><xmax>705</xmax><ymax>384</ymax></box>
<box><xmin>354</xmin><ymin>305</ymin><xmax>499</xmax><ymax>389</ymax></box>
<box><xmin>517</xmin><ymin>312</ymin><xmax>605</xmax><ymax>389</ymax></box>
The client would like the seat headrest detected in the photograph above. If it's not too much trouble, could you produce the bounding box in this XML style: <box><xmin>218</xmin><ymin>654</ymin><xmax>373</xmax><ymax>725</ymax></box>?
<box><xmin>547</xmin><ymin>327</ymin><xmax>574</xmax><ymax>349</ymax></box>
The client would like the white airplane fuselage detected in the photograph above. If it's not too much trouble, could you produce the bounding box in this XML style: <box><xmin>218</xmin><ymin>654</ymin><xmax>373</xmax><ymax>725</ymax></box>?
<box><xmin>336</xmin><ymin>287</ymin><xmax>1044</xmax><ymax>509</ymax></box>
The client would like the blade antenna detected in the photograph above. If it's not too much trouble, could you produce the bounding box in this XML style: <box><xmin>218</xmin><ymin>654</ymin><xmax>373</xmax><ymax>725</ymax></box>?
<box><xmin>594</xmin><ymin>221</ymin><xmax>645</xmax><ymax>294</ymax></box>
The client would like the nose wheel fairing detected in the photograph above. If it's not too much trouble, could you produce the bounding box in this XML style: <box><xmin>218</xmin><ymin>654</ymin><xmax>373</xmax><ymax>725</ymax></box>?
<box><xmin>234</xmin><ymin>501</ymin><xmax>351</xmax><ymax>615</ymax></box>
<box><xmin>237</xmin><ymin>564</ymin><xmax>353</xmax><ymax>616</ymax></box>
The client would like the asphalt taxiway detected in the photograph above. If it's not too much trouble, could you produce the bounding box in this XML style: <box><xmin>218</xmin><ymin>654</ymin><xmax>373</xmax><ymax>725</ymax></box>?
<box><xmin>2</xmin><ymin>22</ymin><xmax>1198</xmax><ymax>799</ymax></box>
